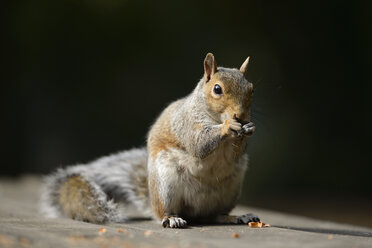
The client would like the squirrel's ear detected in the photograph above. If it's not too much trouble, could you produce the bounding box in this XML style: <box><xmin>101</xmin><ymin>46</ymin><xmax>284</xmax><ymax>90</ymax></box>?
<box><xmin>239</xmin><ymin>57</ymin><xmax>250</xmax><ymax>76</ymax></box>
<box><xmin>204</xmin><ymin>53</ymin><xmax>218</xmax><ymax>83</ymax></box>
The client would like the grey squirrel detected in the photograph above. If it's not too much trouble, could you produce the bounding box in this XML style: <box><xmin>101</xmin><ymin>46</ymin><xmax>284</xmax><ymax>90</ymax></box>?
<box><xmin>41</xmin><ymin>53</ymin><xmax>259</xmax><ymax>228</ymax></box>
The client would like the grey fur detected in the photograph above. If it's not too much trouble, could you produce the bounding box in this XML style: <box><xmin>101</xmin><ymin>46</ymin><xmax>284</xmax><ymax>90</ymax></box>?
<box><xmin>171</xmin><ymin>68</ymin><xmax>249</xmax><ymax>159</ymax></box>
<box><xmin>41</xmin><ymin>63</ymin><xmax>254</xmax><ymax>225</ymax></box>
<box><xmin>40</xmin><ymin>147</ymin><xmax>151</xmax><ymax>222</ymax></box>
<box><xmin>146</xmin><ymin>63</ymin><xmax>253</xmax><ymax>225</ymax></box>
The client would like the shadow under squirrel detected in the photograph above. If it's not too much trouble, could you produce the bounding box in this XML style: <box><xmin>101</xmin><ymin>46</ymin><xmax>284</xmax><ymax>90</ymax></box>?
<box><xmin>41</xmin><ymin>53</ymin><xmax>259</xmax><ymax>228</ymax></box>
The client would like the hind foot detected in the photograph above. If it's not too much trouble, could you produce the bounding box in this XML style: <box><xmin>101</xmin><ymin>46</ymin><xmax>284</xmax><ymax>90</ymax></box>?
<box><xmin>216</xmin><ymin>213</ymin><xmax>260</xmax><ymax>224</ymax></box>
<box><xmin>161</xmin><ymin>216</ymin><xmax>187</xmax><ymax>228</ymax></box>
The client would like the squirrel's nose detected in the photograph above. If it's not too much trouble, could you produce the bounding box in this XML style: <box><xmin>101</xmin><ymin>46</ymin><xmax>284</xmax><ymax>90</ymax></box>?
<box><xmin>233</xmin><ymin>113</ymin><xmax>244</xmax><ymax>122</ymax></box>
<box><xmin>233</xmin><ymin>108</ymin><xmax>249</xmax><ymax>122</ymax></box>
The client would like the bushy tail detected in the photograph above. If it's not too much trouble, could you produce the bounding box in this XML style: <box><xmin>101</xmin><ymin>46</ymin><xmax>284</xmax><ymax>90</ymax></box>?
<box><xmin>40</xmin><ymin>147</ymin><xmax>150</xmax><ymax>223</ymax></box>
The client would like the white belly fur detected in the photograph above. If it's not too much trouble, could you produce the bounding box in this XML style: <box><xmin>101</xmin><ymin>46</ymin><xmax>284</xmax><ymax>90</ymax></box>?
<box><xmin>149</xmin><ymin>140</ymin><xmax>248</xmax><ymax>218</ymax></box>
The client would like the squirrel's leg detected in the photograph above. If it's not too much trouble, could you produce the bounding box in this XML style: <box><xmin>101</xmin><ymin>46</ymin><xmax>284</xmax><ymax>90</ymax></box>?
<box><xmin>215</xmin><ymin>213</ymin><xmax>260</xmax><ymax>224</ymax></box>
<box><xmin>148</xmin><ymin>170</ymin><xmax>188</xmax><ymax>228</ymax></box>
<box><xmin>192</xmin><ymin>115</ymin><xmax>256</xmax><ymax>159</ymax></box>
<box><xmin>148</xmin><ymin>151</ymin><xmax>189</xmax><ymax>228</ymax></box>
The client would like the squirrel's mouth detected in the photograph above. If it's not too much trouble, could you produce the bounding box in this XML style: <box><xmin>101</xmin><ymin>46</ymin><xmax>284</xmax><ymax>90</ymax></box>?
<box><xmin>234</xmin><ymin>116</ymin><xmax>249</xmax><ymax>125</ymax></box>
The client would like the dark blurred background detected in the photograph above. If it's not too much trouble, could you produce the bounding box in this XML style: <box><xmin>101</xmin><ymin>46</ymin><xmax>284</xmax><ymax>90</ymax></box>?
<box><xmin>1</xmin><ymin>0</ymin><xmax>372</xmax><ymax>227</ymax></box>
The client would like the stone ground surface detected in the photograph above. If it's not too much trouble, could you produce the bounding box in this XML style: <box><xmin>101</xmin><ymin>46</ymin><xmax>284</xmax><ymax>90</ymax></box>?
<box><xmin>0</xmin><ymin>176</ymin><xmax>371</xmax><ymax>248</ymax></box>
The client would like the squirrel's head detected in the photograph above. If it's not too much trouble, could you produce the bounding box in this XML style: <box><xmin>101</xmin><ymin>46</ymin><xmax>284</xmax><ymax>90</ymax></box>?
<box><xmin>202</xmin><ymin>53</ymin><xmax>253</xmax><ymax>123</ymax></box>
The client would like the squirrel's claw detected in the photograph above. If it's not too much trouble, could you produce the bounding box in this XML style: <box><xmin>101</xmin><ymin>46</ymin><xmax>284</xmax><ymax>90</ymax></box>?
<box><xmin>230</xmin><ymin>121</ymin><xmax>242</xmax><ymax>131</ymax></box>
<box><xmin>239</xmin><ymin>122</ymin><xmax>256</xmax><ymax>136</ymax></box>
<box><xmin>221</xmin><ymin>113</ymin><xmax>243</xmax><ymax>136</ymax></box>
<box><xmin>236</xmin><ymin>213</ymin><xmax>260</xmax><ymax>224</ymax></box>
<box><xmin>161</xmin><ymin>216</ymin><xmax>187</xmax><ymax>228</ymax></box>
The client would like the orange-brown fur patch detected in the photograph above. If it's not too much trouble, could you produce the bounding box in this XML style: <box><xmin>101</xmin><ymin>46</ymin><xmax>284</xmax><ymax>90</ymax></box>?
<box><xmin>203</xmin><ymin>73</ymin><xmax>253</xmax><ymax>122</ymax></box>
<box><xmin>204</xmin><ymin>75</ymin><xmax>227</xmax><ymax>114</ymax></box>
<box><xmin>59</xmin><ymin>175</ymin><xmax>105</xmax><ymax>223</ymax></box>
<box><xmin>148</xmin><ymin>127</ymin><xmax>181</xmax><ymax>161</ymax></box>
<box><xmin>147</xmin><ymin>102</ymin><xmax>186</xmax><ymax>219</ymax></box>
<box><xmin>148</xmin><ymin>175</ymin><xmax>165</xmax><ymax>219</ymax></box>
<box><xmin>221</xmin><ymin>119</ymin><xmax>231</xmax><ymax>136</ymax></box>
<box><xmin>148</xmin><ymin>108</ymin><xmax>184</xmax><ymax>161</ymax></box>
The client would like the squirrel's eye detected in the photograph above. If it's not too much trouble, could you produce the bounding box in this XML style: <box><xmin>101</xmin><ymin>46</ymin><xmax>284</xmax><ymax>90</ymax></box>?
<box><xmin>213</xmin><ymin>84</ymin><xmax>223</xmax><ymax>95</ymax></box>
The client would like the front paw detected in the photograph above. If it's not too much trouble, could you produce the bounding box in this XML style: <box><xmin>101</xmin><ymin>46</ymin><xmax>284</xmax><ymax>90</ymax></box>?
<box><xmin>221</xmin><ymin>116</ymin><xmax>242</xmax><ymax>137</ymax></box>
<box><xmin>161</xmin><ymin>216</ymin><xmax>187</xmax><ymax>228</ymax></box>
<box><xmin>240</xmin><ymin>122</ymin><xmax>255</xmax><ymax>136</ymax></box>
<box><xmin>236</xmin><ymin>213</ymin><xmax>260</xmax><ymax>224</ymax></box>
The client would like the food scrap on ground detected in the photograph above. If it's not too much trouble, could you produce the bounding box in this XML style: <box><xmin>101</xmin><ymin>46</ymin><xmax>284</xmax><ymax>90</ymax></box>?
<box><xmin>18</xmin><ymin>237</ymin><xmax>31</xmax><ymax>248</ymax></box>
<box><xmin>0</xmin><ymin>234</ymin><xmax>13</xmax><ymax>247</ymax></box>
<box><xmin>249</xmin><ymin>222</ymin><xmax>263</xmax><ymax>228</ymax></box>
<box><xmin>248</xmin><ymin>222</ymin><xmax>270</xmax><ymax>228</ymax></box>
<box><xmin>144</xmin><ymin>230</ymin><xmax>153</xmax><ymax>237</ymax></box>
<box><xmin>232</xmin><ymin>232</ymin><xmax>239</xmax><ymax>238</ymax></box>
